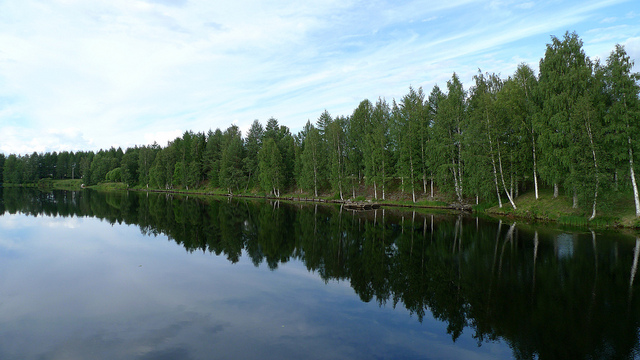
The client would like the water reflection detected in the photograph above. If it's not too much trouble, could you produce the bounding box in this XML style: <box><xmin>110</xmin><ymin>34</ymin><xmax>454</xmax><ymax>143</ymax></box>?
<box><xmin>1</xmin><ymin>187</ymin><xmax>640</xmax><ymax>359</ymax></box>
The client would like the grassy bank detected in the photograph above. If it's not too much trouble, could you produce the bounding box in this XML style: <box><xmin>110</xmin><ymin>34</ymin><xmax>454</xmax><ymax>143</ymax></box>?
<box><xmin>485</xmin><ymin>187</ymin><xmax>640</xmax><ymax>229</ymax></box>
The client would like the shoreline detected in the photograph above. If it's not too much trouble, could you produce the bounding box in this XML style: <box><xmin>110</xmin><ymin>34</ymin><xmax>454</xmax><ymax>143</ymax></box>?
<box><xmin>4</xmin><ymin>181</ymin><xmax>639</xmax><ymax>230</ymax></box>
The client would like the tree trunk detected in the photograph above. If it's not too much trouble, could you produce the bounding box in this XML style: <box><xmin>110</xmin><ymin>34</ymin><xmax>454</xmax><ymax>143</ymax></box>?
<box><xmin>630</xmin><ymin>238</ymin><xmax>640</xmax><ymax>302</ymax></box>
<box><xmin>422</xmin><ymin>143</ymin><xmax>427</xmax><ymax>194</ymax></box>
<box><xmin>313</xmin><ymin>163</ymin><xmax>318</xmax><ymax>197</ymax></box>
<box><xmin>629</xmin><ymin>137</ymin><xmax>640</xmax><ymax>217</ymax></box>
<box><xmin>497</xmin><ymin>145</ymin><xmax>517</xmax><ymax>209</ymax></box>
<box><xmin>374</xmin><ymin>180</ymin><xmax>377</xmax><ymax>200</ymax></box>
<box><xmin>487</xmin><ymin>111</ymin><xmax>502</xmax><ymax>208</ymax></box>
<box><xmin>554</xmin><ymin>183</ymin><xmax>559</xmax><ymax>198</ymax></box>
<box><xmin>532</xmin><ymin>131</ymin><xmax>539</xmax><ymax>200</ymax></box>
<box><xmin>382</xmin><ymin>157</ymin><xmax>386</xmax><ymax>201</ymax></box>
<box><xmin>430</xmin><ymin>174</ymin><xmax>434</xmax><ymax>198</ymax></box>
<box><xmin>410</xmin><ymin>155</ymin><xmax>416</xmax><ymax>203</ymax></box>
<box><xmin>586</xmin><ymin>119</ymin><xmax>599</xmax><ymax>220</ymax></box>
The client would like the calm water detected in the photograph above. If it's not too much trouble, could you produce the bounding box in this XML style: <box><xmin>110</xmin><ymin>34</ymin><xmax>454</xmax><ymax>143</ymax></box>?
<box><xmin>0</xmin><ymin>188</ymin><xmax>639</xmax><ymax>359</ymax></box>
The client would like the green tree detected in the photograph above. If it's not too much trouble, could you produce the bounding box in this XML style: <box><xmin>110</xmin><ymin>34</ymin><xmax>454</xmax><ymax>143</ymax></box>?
<box><xmin>121</xmin><ymin>147</ymin><xmax>139</xmax><ymax>186</ymax></box>
<box><xmin>348</xmin><ymin>100</ymin><xmax>372</xmax><ymax>197</ymax></box>
<box><xmin>468</xmin><ymin>71</ymin><xmax>504</xmax><ymax>206</ymax></box>
<box><xmin>369</xmin><ymin>98</ymin><xmax>391</xmax><ymax>200</ymax></box>
<box><xmin>244</xmin><ymin>120</ymin><xmax>264</xmax><ymax>190</ymax></box>
<box><xmin>300</xmin><ymin>123</ymin><xmax>322</xmax><ymax>197</ymax></box>
<box><xmin>219</xmin><ymin>125</ymin><xmax>245</xmax><ymax>194</ymax></box>
<box><xmin>0</xmin><ymin>153</ymin><xmax>4</xmax><ymax>184</ymax></box>
<box><xmin>3</xmin><ymin>154</ymin><xmax>20</xmax><ymax>184</ymax></box>
<box><xmin>327</xmin><ymin>115</ymin><xmax>347</xmax><ymax>199</ymax></box>
<box><xmin>537</xmin><ymin>32</ymin><xmax>594</xmax><ymax>205</ymax></box>
<box><xmin>603</xmin><ymin>44</ymin><xmax>640</xmax><ymax>217</ymax></box>
<box><xmin>432</xmin><ymin>74</ymin><xmax>467</xmax><ymax>203</ymax></box>
<box><xmin>138</xmin><ymin>143</ymin><xmax>159</xmax><ymax>187</ymax></box>
<box><xmin>204</xmin><ymin>129</ymin><xmax>223</xmax><ymax>188</ymax></box>
<box><xmin>393</xmin><ymin>87</ymin><xmax>426</xmax><ymax>203</ymax></box>
<box><xmin>258</xmin><ymin>137</ymin><xmax>284</xmax><ymax>196</ymax></box>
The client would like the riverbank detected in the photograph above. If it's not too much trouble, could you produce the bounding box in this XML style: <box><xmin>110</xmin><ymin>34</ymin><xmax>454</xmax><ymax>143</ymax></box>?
<box><xmin>17</xmin><ymin>179</ymin><xmax>640</xmax><ymax>229</ymax></box>
<box><xmin>485</xmin><ymin>188</ymin><xmax>640</xmax><ymax>229</ymax></box>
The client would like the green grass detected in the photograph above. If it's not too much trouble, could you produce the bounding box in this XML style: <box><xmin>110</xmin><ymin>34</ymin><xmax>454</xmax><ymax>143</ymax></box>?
<box><xmin>483</xmin><ymin>186</ymin><xmax>640</xmax><ymax>228</ymax></box>
<box><xmin>89</xmin><ymin>182</ymin><xmax>128</xmax><ymax>191</ymax></box>
<box><xmin>51</xmin><ymin>179</ymin><xmax>83</xmax><ymax>190</ymax></box>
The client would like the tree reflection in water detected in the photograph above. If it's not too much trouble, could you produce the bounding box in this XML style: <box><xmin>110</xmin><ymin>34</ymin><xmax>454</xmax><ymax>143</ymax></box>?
<box><xmin>1</xmin><ymin>187</ymin><xmax>640</xmax><ymax>359</ymax></box>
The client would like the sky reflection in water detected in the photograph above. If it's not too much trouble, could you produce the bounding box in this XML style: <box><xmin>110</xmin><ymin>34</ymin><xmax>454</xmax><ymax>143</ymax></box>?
<box><xmin>0</xmin><ymin>213</ymin><xmax>511</xmax><ymax>360</ymax></box>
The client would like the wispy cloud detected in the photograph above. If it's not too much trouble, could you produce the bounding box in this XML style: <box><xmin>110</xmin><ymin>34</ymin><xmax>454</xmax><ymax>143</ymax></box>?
<box><xmin>0</xmin><ymin>0</ymin><xmax>638</xmax><ymax>154</ymax></box>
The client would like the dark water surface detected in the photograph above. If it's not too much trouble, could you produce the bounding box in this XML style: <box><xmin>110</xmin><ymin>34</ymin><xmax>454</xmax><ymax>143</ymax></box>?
<box><xmin>1</xmin><ymin>188</ymin><xmax>639</xmax><ymax>359</ymax></box>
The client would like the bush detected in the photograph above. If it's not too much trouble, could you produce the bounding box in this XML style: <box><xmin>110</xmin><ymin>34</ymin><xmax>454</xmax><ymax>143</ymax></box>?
<box><xmin>105</xmin><ymin>168</ymin><xmax>122</xmax><ymax>182</ymax></box>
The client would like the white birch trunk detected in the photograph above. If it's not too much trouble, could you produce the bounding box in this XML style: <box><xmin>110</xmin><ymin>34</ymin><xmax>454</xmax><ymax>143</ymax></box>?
<box><xmin>629</xmin><ymin>136</ymin><xmax>640</xmax><ymax>217</ymax></box>
<box><xmin>430</xmin><ymin>175</ymin><xmax>434</xmax><ymax>198</ymax></box>
<box><xmin>374</xmin><ymin>180</ymin><xmax>377</xmax><ymax>200</ymax></box>
<box><xmin>486</xmin><ymin>111</ymin><xmax>502</xmax><ymax>208</ymax></box>
<box><xmin>382</xmin><ymin>158</ymin><xmax>386</xmax><ymax>201</ymax></box>
<box><xmin>497</xmin><ymin>145</ymin><xmax>517</xmax><ymax>209</ymax></box>
<box><xmin>630</xmin><ymin>238</ymin><xmax>640</xmax><ymax>301</ymax></box>
<box><xmin>410</xmin><ymin>155</ymin><xmax>416</xmax><ymax>203</ymax></box>
<box><xmin>532</xmin><ymin>131</ymin><xmax>539</xmax><ymax>200</ymax></box>
<box><xmin>586</xmin><ymin>119</ymin><xmax>599</xmax><ymax>220</ymax></box>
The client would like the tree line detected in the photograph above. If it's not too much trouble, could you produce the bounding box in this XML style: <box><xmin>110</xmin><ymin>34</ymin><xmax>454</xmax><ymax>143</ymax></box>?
<box><xmin>1</xmin><ymin>32</ymin><xmax>639</xmax><ymax>218</ymax></box>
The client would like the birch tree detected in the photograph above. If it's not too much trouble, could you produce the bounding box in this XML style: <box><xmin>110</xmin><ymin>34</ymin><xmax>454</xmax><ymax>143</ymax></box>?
<box><xmin>327</xmin><ymin>115</ymin><xmax>347</xmax><ymax>200</ymax></box>
<box><xmin>301</xmin><ymin>123</ymin><xmax>322</xmax><ymax>197</ymax></box>
<box><xmin>432</xmin><ymin>74</ymin><xmax>467</xmax><ymax>203</ymax></box>
<box><xmin>604</xmin><ymin>45</ymin><xmax>640</xmax><ymax>217</ymax></box>
<box><xmin>258</xmin><ymin>137</ymin><xmax>284</xmax><ymax>197</ymax></box>
<box><xmin>468</xmin><ymin>71</ymin><xmax>505</xmax><ymax>207</ymax></box>
<box><xmin>394</xmin><ymin>87</ymin><xmax>426</xmax><ymax>203</ymax></box>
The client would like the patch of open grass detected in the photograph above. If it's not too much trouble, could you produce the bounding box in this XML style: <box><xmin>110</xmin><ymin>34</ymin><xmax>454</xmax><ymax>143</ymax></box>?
<box><xmin>89</xmin><ymin>182</ymin><xmax>128</xmax><ymax>191</ymax></box>
<box><xmin>51</xmin><ymin>179</ymin><xmax>83</xmax><ymax>190</ymax></box>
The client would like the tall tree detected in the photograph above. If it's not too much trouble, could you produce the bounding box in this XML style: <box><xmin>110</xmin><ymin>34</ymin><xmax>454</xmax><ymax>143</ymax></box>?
<box><xmin>301</xmin><ymin>123</ymin><xmax>322</xmax><ymax>197</ymax></box>
<box><xmin>258</xmin><ymin>137</ymin><xmax>284</xmax><ymax>197</ymax></box>
<box><xmin>468</xmin><ymin>71</ymin><xmax>505</xmax><ymax>207</ymax></box>
<box><xmin>369</xmin><ymin>98</ymin><xmax>391</xmax><ymax>200</ymax></box>
<box><xmin>348</xmin><ymin>100</ymin><xmax>372</xmax><ymax>197</ymax></box>
<box><xmin>537</xmin><ymin>32</ymin><xmax>593</xmax><ymax>205</ymax></box>
<box><xmin>511</xmin><ymin>64</ymin><xmax>540</xmax><ymax>200</ymax></box>
<box><xmin>393</xmin><ymin>86</ymin><xmax>426</xmax><ymax>203</ymax></box>
<box><xmin>219</xmin><ymin>125</ymin><xmax>245</xmax><ymax>194</ymax></box>
<box><xmin>604</xmin><ymin>44</ymin><xmax>640</xmax><ymax>217</ymax></box>
<box><xmin>244</xmin><ymin>120</ymin><xmax>264</xmax><ymax>190</ymax></box>
<box><xmin>138</xmin><ymin>143</ymin><xmax>159</xmax><ymax>188</ymax></box>
<box><xmin>432</xmin><ymin>74</ymin><xmax>467</xmax><ymax>203</ymax></box>
<box><xmin>327</xmin><ymin>115</ymin><xmax>347</xmax><ymax>200</ymax></box>
<box><xmin>121</xmin><ymin>146</ymin><xmax>139</xmax><ymax>187</ymax></box>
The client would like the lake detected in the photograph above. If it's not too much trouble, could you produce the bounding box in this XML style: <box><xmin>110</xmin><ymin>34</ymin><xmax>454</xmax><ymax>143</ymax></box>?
<box><xmin>0</xmin><ymin>187</ymin><xmax>639</xmax><ymax>359</ymax></box>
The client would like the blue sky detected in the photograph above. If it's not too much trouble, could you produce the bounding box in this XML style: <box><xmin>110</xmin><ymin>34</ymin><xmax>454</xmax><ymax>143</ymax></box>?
<box><xmin>0</xmin><ymin>0</ymin><xmax>638</xmax><ymax>155</ymax></box>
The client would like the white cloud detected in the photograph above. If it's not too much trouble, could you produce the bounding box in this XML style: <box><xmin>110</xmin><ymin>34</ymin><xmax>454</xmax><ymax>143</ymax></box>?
<box><xmin>0</xmin><ymin>0</ymin><xmax>638</xmax><ymax>154</ymax></box>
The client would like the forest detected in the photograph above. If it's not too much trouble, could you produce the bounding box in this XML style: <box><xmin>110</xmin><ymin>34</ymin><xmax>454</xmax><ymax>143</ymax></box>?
<box><xmin>1</xmin><ymin>32</ymin><xmax>639</xmax><ymax>219</ymax></box>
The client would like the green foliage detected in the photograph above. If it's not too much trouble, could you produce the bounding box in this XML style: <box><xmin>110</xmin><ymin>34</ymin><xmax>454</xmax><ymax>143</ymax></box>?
<box><xmin>258</xmin><ymin>137</ymin><xmax>284</xmax><ymax>196</ymax></box>
<box><xmin>106</xmin><ymin>167</ymin><xmax>122</xmax><ymax>183</ymax></box>
<box><xmin>2</xmin><ymin>31</ymin><xmax>639</xmax><ymax>221</ymax></box>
